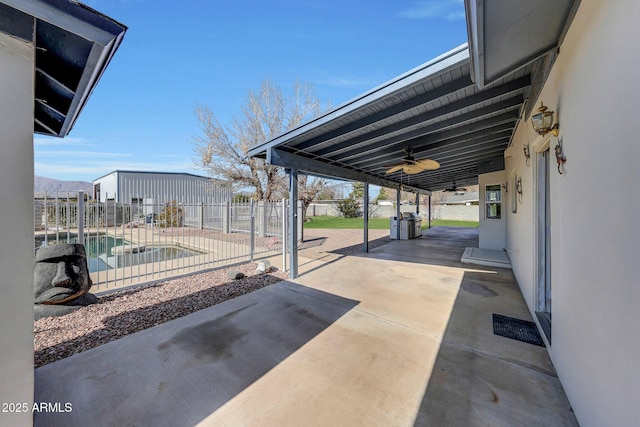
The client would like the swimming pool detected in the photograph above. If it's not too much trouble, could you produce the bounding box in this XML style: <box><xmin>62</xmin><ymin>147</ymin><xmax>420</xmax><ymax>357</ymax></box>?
<box><xmin>35</xmin><ymin>234</ymin><xmax>201</xmax><ymax>272</ymax></box>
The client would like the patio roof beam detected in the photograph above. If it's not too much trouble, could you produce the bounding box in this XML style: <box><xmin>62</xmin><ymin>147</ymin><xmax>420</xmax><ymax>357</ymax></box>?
<box><xmin>267</xmin><ymin>148</ymin><xmax>427</xmax><ymax>194</ymax></box>
<box><xmin>248</xmin><ymin>44</ymin><xmax>470</xmax><ymax>159</ymax></box>
<box><xmin>310</xmin><ymin>76</ymin><xmax>530</xmax><ymax>158</ymax></box>
<box><xmin>293</xmin><ymin>76</ymin><xmax>475</xmax><ymax>152</ymax></box>
<box><xmin>335</xmin><ymin>96</ymin><xmax>522</xmax><ymax>164</ymax></box>
<box><xmin>424</xmin><ymin>151</ymin><xmax>506</xmax><ymax>174</ymax></box>
<box><xmin>350</xmin><ymin>118</ymin><xmax>516</xmax><ymax>168</ymax></box>
<box><xmin>370</xmin><ymin>144</ymin><xmax>508</xmax><ymax>177</ymax></box>
<box><xmin>412</xmin><ymin>127</ymin><xmax>512</xmax><ymax>155</ymax></box>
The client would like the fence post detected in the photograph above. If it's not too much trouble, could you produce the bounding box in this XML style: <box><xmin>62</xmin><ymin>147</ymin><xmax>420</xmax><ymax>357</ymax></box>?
<box><xmin>222</xmin><ymin>201</ymin><xmax>230</xmax><ymax>233</ymax></box>
<box><xmin>44</xmin><ymin>193</ymin><xmax>48</xmax><ymax>245</ymax></box>
<box><xmin>282</xmin><ymin>198</ymin><xmax>287</xmax><ymax>272</ymax></box>
<box><xmin>199</xmin><ymin>202</ymin><xmax>204</xmax><ymax>230</ymax></box>
<box><xmin>250</xmin><ymin>199</ymin><xmax>255</xmax><ymax>262</ymax></box>
<box><xmin>258</xmin><ymin>200</ymin><xmax>267</xmax><ymax>238</ymax></box>
<box><xmin>78</xmin><ymin>190</ymin><xmax>84</xmax><ymax>244</ymax></box>
<box><xmin>297</xmin><ymin>200</ymin><xmax>303</xmax><ymax>243</ymax></box>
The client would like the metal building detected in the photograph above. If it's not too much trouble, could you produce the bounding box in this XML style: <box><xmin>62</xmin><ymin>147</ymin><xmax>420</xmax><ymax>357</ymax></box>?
<box><xmin>92</xmin><ymin>170</ymin><xmax>231</xmax><ymax>205</ymax></box>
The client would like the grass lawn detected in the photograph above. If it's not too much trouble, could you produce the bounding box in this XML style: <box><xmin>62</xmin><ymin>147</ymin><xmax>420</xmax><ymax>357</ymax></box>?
<box><xmin>304</xmin><ymin>216</ymin><xmax>479</xmax><ymax>229</ymax></box>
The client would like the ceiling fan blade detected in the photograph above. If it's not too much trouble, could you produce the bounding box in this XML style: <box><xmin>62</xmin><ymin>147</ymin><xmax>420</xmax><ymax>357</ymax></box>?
<box><xmin>402</xmin><ymin>164</ymin><xmax>424</xmax><ymax>174</ymax></box>
<box><xmin>386</xmin><ymin>164</ymin><xmax>404</xmax><ymax>174</ymax></box>
<box><xmin>414</xmin><ymin>159</ymin><xmax>440</xmax><ymax>170</ymax></box>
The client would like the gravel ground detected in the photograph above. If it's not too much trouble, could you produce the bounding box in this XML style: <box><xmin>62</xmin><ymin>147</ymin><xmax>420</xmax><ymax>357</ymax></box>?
<box><xmin>34</xmin><ymin>264</ymin><xmax>287</xmax><ymax>368</ymax></box>
<box><xmin>34</xmin><ymin>228</ymin><xmax>392</xmax><ymax>368</ymax></box>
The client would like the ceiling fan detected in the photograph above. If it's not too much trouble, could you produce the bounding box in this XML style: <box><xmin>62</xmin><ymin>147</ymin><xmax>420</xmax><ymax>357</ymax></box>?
<box><xmin>385</xmin><ymin>147</ymin><xmax>440</xmax><ymax>175</ymax></box>
<box><xmin>443</xmin><ymin>182</ymin><xmax>467</xmax><ymax>192</ymax></box>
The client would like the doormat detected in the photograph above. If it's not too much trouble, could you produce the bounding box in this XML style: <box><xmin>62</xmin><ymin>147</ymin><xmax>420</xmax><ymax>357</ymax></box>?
<box><xmin>492</xmin><ymin>314</ymin><xmax>545</xmax><ymax>347</ymax></box>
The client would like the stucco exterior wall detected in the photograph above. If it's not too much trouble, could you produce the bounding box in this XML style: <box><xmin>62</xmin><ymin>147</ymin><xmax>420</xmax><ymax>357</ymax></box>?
<box><xmin>506</xmin><ymin>0</ymin><xmax>640</xmax><ymax>425</ymax></box>
<box><xmin>0</xmin><ymin>33</ymin><xmax>35</xmax><ymax>425</ymax></box>
<box><xmin>478</xmin><ymin>170</ymin><xmax>506</xmax><ymax>250</ymax></box>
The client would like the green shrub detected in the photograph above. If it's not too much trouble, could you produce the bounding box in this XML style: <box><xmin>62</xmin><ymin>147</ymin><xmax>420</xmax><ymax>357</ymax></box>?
<box><xmin>158</xmin><ymin>201</ymin><xmax>183</xmax><ymax>227</ymax></box>
<box><xmin>336</xmin><ymin>197</ymin><xmax>361</xmax><ymax>218</ymax></box>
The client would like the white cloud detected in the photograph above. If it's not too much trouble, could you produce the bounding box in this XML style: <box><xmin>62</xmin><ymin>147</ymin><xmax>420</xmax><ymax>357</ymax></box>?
<box><xmin>37</xmin><ymin>151</ymin><xmax>132</xmax><ymax>158</ymax></box>
<box><xmin>34</xmin><ymin>154</ymin><xmax>198</xmax><ymax>182</ymax></box>
<box><xmin>397</xmin><ymin>0</ymin><xmax>465</xmax><ymax>21</ymax></box>
<box><xmin>34</xmin><ymin>136</ymin><xmax>91</xmax><ymax>146</ymax></box>
<box><xmin>311</xmin><ymin>70</ymin><xmax>379</xmax><ymax>89</ymax></box>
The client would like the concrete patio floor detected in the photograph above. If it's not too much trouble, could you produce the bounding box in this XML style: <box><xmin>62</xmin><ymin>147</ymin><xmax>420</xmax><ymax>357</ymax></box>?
<box><xmin>35</xmin><ymin>227</ymin><xmax>577</xmax><ymax>426</ymax></box>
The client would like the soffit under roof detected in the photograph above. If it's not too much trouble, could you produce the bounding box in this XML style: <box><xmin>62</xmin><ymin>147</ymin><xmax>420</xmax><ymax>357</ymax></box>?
<box><xmin>249</xmin><ymin>44</ymin><xmax>533</xmax><ymax>192</ymax></box>
<box><xmin>465</xmin><ymin>0</ymin><xmax>580</xmax><ymax>89</ymax></box>
<box><xmin>0</xmin><ymin>0</ymin><xmax>126</xmax><ymax>137</ymax></box>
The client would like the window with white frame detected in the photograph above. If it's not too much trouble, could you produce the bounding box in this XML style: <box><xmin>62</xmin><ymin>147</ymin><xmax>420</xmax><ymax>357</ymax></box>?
<box><xmin>485</xmin><ymin>184</ymin><xmax>502</xmax><ymax>219</ymax></box>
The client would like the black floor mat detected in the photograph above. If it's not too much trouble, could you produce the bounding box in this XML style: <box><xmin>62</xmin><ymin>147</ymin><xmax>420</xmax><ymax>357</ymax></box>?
<box><xmin>492</xmin><ymin>314</ymin><xmax>545</xmax><ymax>347</ymax></box>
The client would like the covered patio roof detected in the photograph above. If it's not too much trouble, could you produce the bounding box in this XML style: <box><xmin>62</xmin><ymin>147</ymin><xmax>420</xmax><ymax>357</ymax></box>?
<box><xmin>249</xmin><ymin>44</ymin><xmax>532</xmax><ymax>192</ymax></box>
<box><xmin>248</xmin><ymin>1</ymin><xmax>579</xmax><ymax>193</ymax></box>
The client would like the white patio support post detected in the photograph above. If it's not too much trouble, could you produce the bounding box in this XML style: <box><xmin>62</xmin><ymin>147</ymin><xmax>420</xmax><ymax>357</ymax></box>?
<box><xmin>396</xmin><ymin>187</ymin><xmax>401</xmax><ymax>240</ymax></box>
<box><xmin>363</xmin><ymin>182</ymin><xmax>369</xmax><ymax>253</ymax></box>
<box><xmin>288</xmin><ymin>168</ymin><xmax>299</xmax><ymax>279</ymax></box>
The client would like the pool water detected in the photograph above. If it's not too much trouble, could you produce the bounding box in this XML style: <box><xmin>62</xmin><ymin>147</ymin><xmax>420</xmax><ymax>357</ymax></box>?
<box><xmin>35</xmin><ymin>235</ymin><xmax>200</xmax><ymax>272</ymax></box>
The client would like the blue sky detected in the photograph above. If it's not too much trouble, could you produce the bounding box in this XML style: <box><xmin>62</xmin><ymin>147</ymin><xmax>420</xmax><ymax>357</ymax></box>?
<box><xmin>34</xmin><ymin>0</ymin><xmax>468</xmax><ymax>183</ymax></box>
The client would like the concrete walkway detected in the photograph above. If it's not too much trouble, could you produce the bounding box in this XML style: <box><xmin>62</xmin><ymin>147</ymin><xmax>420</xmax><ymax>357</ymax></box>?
<box><xmin>35</xmin><ymin>227</ymin><xmax>577</xmax><ymax>426</ymax></box>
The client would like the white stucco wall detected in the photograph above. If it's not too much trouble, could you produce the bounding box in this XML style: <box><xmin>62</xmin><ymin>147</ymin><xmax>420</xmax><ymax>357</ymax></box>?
<box><xmin>506</xmin><ymin>0</ymin><xmax>640</xmax><ymax>425</ymax></box>
<box><xmin>0</xmin><ymin>33</ymin><xmax>35</xmax><ymax>426</ymax></box>
<box><xmin>478</xmin><ymin>170</ymin><xmax>506</xmax><ymax>250</ymax></box>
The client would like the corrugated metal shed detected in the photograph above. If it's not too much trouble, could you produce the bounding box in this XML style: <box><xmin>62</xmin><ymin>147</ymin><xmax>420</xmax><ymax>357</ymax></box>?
<box><xmin>93</xmin><ymin>171</ymin><xmax>231</xmax><ymax>204</ymax></box>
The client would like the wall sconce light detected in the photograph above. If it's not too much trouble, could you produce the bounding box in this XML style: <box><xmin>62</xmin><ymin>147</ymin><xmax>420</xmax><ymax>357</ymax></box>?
<box><xmin>523</xmin><ymin>143</ymin><xmax>531</xmax><ymax>167</ymax></box>
<box><xmin>531</xmin><ymin>102</ymin><xmax>559</xmax><ymax>137</ymax></box>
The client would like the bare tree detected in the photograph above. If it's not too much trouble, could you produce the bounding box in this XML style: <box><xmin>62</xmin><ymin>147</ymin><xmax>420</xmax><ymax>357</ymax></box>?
<box><xmin>193</xmin><ymin>78</ymin><xmax>325</xmax><ymax>201</ymax></box>
<box><xmin>298</xmin><ymin>174</ymin><xmax>327</xmax><ymax>223</ymax></box>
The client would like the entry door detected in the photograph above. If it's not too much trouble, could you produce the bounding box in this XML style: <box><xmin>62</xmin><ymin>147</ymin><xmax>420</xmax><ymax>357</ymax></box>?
<box><xmin>536</xmin><ymin>149</ymin><xmax>551</xmax><ymax>339</ymax></box>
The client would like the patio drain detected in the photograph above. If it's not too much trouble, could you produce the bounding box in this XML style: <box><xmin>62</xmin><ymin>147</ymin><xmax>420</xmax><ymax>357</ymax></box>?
<box><xmin>492</xmin><ymin>314</ymin><xmax>545</xmax><ymax>347</ymax></box>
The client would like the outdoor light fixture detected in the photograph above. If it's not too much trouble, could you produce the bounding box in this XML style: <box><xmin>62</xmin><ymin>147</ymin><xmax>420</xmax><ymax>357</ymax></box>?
<box><xmin>555</xmin><ymin>139</ymin><xmax>567</xmax><ymax>174</ymax></box>
<box><xmin>531</xmin><ymin>102</ymin><xmax>559</xmax><ymax>137</ymax></box>
<box><xmin>515</xmin><ymin>176</ymin><xmax>523</xmax><ymax>196</ymax></box>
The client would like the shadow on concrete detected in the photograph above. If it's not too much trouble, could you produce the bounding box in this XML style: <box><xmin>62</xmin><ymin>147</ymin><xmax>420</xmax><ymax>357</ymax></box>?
<box><xmin>35</xmin><ymin>282</ymin><xmax>359</xmax><ymax>426</ymax></box>
<box><xmin>412</xmin><ymin>267</ymin><xmax>577</xmax><ymax>426</ymax></box>
<box><xmin>366</xmin><ymin>227</ymin><xmax>482</xmax><ymax>269</ymax></box>
<box><xmin>295</xmin><ymin>235</ymin><xmax>392</xmax><ymax>277</ymax></box>
<box><xmin>328</xmin><ymin>235</ymin><xmax>393</xmax><ymax>256</ymax></box>
<box><xmin>298</xmin><ymin>237</ymin><xmax>326</xmax><ymax>249</ymax></box>
<box><xmin>34</xmin><ymin>274</ymin><xmax>284</xmax><ymax>368</ymax></box>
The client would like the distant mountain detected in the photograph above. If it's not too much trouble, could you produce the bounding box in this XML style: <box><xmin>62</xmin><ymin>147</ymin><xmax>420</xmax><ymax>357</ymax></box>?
<box><xmin>34</xmin><ymin>176</ymin><xmax>92</xmax><ymax>197</ymax></box>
